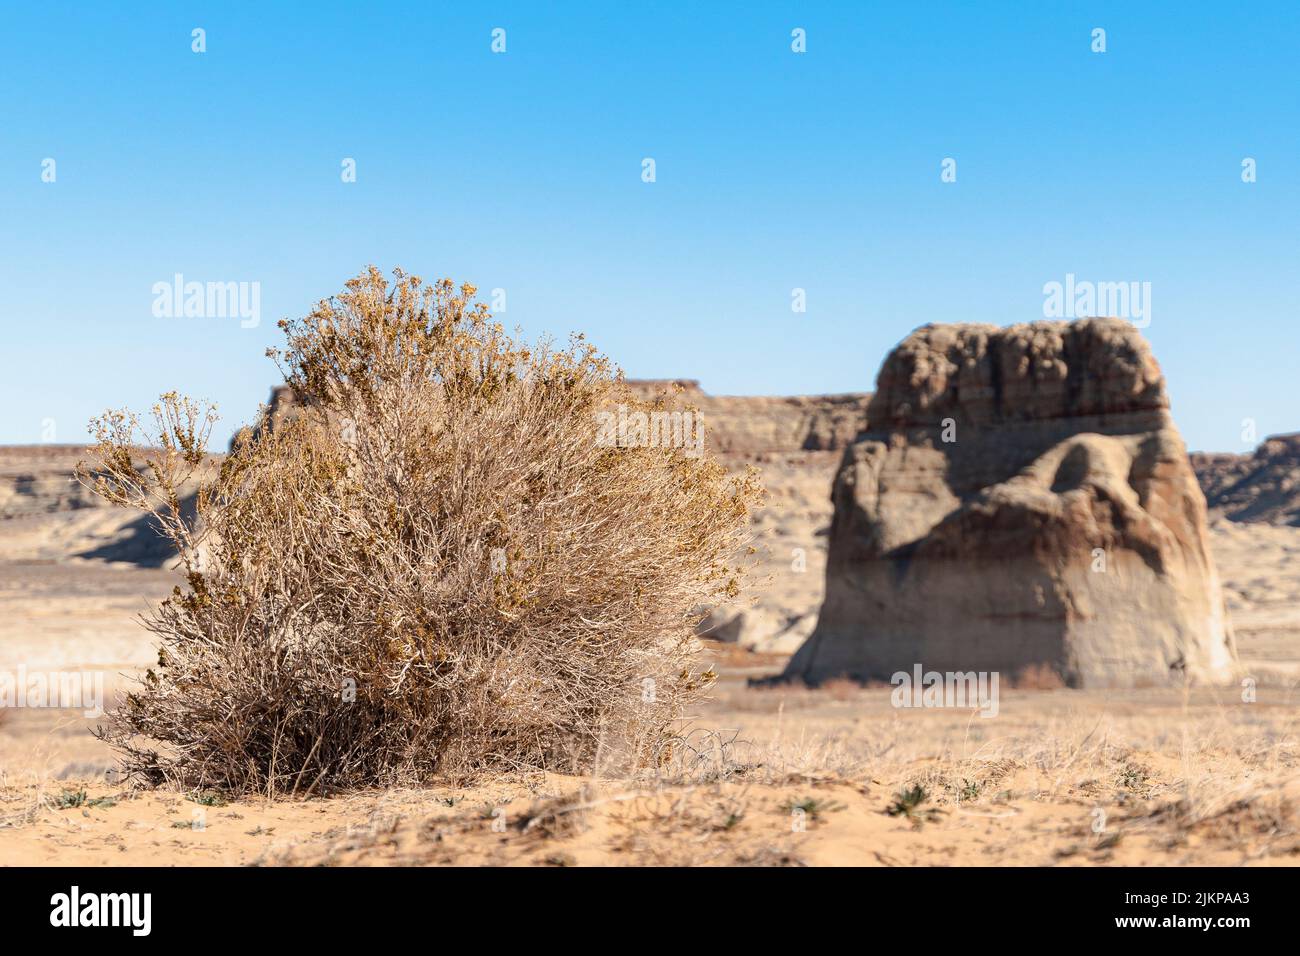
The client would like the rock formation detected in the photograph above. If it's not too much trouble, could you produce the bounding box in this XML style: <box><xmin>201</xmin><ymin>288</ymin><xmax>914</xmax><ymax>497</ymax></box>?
<box><xmin>782</xmin><ymin>319</ymin><xmax>1238</xmax><ymax>688</ymax></box>
<box><xmin>619</xmin><ymin>381</ymin><xmax>868</xmax><ymax>652</ymax></box>
<box><xmin>625</xmin><ymin>380</ymin><xmax>870</xmax><ymax>456</ymax></box>
<box><xmin>0</xmin><ymin>446</ymin><xmax>208</xmax><ymax>566</ymax></box>
<box><xmin>0</xmin><ymin>446</ymin><xmax>105</xmax><ymax>519</ymax></box>
<box><xmin>229</xmin><ymin>384</ymin><xmax>302</xmax><ymax>452</ymax></box>
<box><xmin>1191</xmin><ymin>434</ymin><xmax>1300</xmax><ymax>526</ymax></box>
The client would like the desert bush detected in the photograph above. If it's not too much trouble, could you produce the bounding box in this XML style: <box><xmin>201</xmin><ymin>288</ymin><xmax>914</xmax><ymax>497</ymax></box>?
<box><xmin>80</xmin><ymin>266</ymin><xmax>759</xmax><ymax>795</ymax></box>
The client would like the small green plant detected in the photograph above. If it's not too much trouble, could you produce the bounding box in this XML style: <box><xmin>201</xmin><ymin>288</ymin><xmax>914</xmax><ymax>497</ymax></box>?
<box><xmin>1096</xmin><ymin>830</ymin><xmax>1124</xmax><ymax>850</ymax></box>
<box><xmin>51</xmin><ymin>789</ymin><xmax>87</xmax><ymax>809</ymax></box>
<box><xmin>886</xmin><ymin>785</ymin><xmax>943</xmax><ymax>826</ymax></box>
<box><xmin>886</xmin><ymin>785</ymin><xmax>927</xmax><ymax>816</ymax></box>
<box><xmin>188</xmin><ymin>791</ymin><xmax>227</xmax><ymax>807</ymax></box>
<box><xmin>783</xmin><ymin>797</ymin><xmax>845</xmax><ymax>822</ymax></box>
<box><xmin>958</xmin><ymin>779</ymin><xmax>980</xmax><ymax>802</ymax></box>
<box><xmin>86</xmin><ymin>796</ymin><xmax>118</xmax><ymax>809</ymax></box>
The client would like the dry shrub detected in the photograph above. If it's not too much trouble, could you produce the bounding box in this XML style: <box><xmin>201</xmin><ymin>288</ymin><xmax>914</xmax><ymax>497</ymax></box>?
<box><xmin>80</xmin><ymin>266</ymin><xmax>759</xmax><ymax>795</ymax></box>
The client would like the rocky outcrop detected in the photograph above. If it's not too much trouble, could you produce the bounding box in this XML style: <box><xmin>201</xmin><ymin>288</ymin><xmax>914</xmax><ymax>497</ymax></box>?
<box><xmin>1191</xmin><ymin>434</ymin><xmax>1300</xmax><ymax>526</ymax></box>
<box><xmin>0</xmin><ymin>446</ymin><xmax>210</xmax><ymax>566</ymax></box>
<box><xmin>783</xmin><ymin>319</ymin><xmax>1238</xmax><ymax>688</ymax></box>
<box><xmin>622</xmin><ymin>382</ymin><xmax>866</xmax><ymax>652</ymax></box>
<box><xmin>0</xmin><ymin>447</ymin><xmax>106</xmax><ymax>519</ymax></box>
<box><xmin>696</xmin><ymin>604</ymin><xmax>816</xmax><ymax>655</ymax></box>
<box><xmin>626</xmin><ymin>380</ymin><xmax>870</xmax><ymax>456</ymax></box>
<box><xmin>229</xmin><ymin>385</ymin><xmax>302</xmax><ymax>452</ymax></box>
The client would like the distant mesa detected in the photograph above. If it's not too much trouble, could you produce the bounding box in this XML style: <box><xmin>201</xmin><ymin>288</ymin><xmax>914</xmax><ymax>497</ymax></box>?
<box><xmin>624</xmin><ymin>379</ymin><xmax>871</xmax><ymax>456</ymax></box>
<box><xmin>782</xmin><ymin>318</ymin><xmax>1239</xmax><ymax>688</ymax></box>
<box><xmin>1192</xmin><ymin>434</ymin><xmax>1300</xmax><ymax>527</ymax></box>
<box><xmin>218</xmin><ymin>384</ymin><xmax>1300</xmax><ymax>530</ymax></box>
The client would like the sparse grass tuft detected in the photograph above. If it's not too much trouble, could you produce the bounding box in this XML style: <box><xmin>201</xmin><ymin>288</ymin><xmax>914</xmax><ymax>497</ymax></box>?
<box><xmin>886</xmin><ymin>784</ymin><xmax>944</xmax><ymax>826</ymax></box>
<box><xmin>886</xmin><ymin>784</ymin><xmax>928</xmax><ymax>817</ymax></box>
<box><xmin>782</xmin><ymin>796</ymin><xmax>845</xmax><ymax>821</ymax></box>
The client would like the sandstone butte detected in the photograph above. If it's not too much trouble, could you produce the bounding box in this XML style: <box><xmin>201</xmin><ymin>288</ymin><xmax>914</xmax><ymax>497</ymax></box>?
<box><xmin>782</xmin><ymin>318</ymin><xmax>1239</xmax><ymax>688</ymax></box>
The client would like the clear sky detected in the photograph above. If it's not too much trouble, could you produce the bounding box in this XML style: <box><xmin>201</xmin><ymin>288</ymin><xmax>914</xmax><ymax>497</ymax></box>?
<box><xmin>2</xmin><ymin>2</ymin><xmax>1296</xmax><ymax>452</ymax></box>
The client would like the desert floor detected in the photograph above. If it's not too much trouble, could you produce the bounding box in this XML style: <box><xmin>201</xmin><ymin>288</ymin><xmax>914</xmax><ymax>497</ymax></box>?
<box><xmin>3</xmin><ymin>660</ymin><xmax>1299</xmax><ymax>866</ymax></box>
<box><xmin>2</xmin><ymin>454</ymin><xmax>1300</xmax><ymax>865</ymax></box>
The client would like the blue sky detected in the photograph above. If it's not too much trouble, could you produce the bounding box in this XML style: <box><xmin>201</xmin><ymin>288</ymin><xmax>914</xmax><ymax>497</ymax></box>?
<box><xmin>2</xmin><ymin>1</ymin><xmax>1296</xmax><ymax>451</ymax></box>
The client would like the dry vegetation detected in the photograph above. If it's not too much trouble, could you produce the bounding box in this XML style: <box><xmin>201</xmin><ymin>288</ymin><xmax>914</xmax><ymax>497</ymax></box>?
<box><xmin>74</xmin><ymin>266</ymin><xmax>759</xmax><ymax>795</ymax></box>
<box><xmin>5</xmin><ymin>681</ymin><xmax>1298</xmax><ymax>865</ymax></box>
<box><xmin>6</xmin><ymin>269</ymin><xmax>1299</xmax><ymax>866</ymax></box>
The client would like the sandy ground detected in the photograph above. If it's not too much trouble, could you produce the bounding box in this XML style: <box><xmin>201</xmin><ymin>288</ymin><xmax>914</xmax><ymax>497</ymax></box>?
<box><xmin>3</xmin><ymin>605</ymin><xmax>1299</xmax><ymax>865</ymax></box>
<box><xmin>3</xmin><ymin>452</ymin><xmax>1300</xmax><ymax>866</ymax></box>
<box><xmin>1209</xmin><ymin>518</ymin><xmax>1300</xmax><ymax>681</ymax></box>
<box><xmin>4</xmin><ymin>679</ymin><xmax>1299</xmax><ymax>866</ymax></box>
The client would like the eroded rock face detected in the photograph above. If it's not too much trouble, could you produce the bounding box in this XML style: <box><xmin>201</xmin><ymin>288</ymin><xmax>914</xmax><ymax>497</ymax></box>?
<box><xmin>625</xmin><ymin>380</ymin><xmax>870</xmax><ymax>456</ymax></box>
<box><xmin>1192</xmin><ymin>434</ymin><xmax>1300</xmax><ymax>526</ymax></box>
<box><xmin>229</xmin><ymin>385</ymin><xmax>302</xmax><ymax>452</ymax></box>
<box><xmin>0</xmin><ymin>447</ymin><xmax>106</xmax><ymax>519</ymax></box>
<box><xmin>784</xmin><ymin>319</ymin><xmax>1238</xmax><ymax>688</ymax></box>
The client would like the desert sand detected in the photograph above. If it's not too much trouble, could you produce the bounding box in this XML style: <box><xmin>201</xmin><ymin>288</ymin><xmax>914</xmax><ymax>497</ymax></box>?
<box><xmin>3</xmin><ymin>439</ymin><xmax>1299</xmax><ymax>866</ymax></box>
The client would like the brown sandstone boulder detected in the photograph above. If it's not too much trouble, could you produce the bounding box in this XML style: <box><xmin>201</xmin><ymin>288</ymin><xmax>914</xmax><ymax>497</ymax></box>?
<box><xmin>783</xmin><ymin>319</ymin><xmax>1238</xmax><ymax>688</ymax></box>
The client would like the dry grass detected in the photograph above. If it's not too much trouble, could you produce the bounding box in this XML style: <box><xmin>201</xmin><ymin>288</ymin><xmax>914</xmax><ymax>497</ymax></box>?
<box><xmin>278</xmin><ymin>706</ymin><xmax>1300</xmax><ymax>864</ymax></box>
<box><xmin>4</xmin><ymin>684</ymin><xmax>1299</xmax><ymax>864</ymax></box>
<box><xmin>75</xmin><ymin>266</ymin><xmax>760</xmax><ymax>795</ymax></box>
